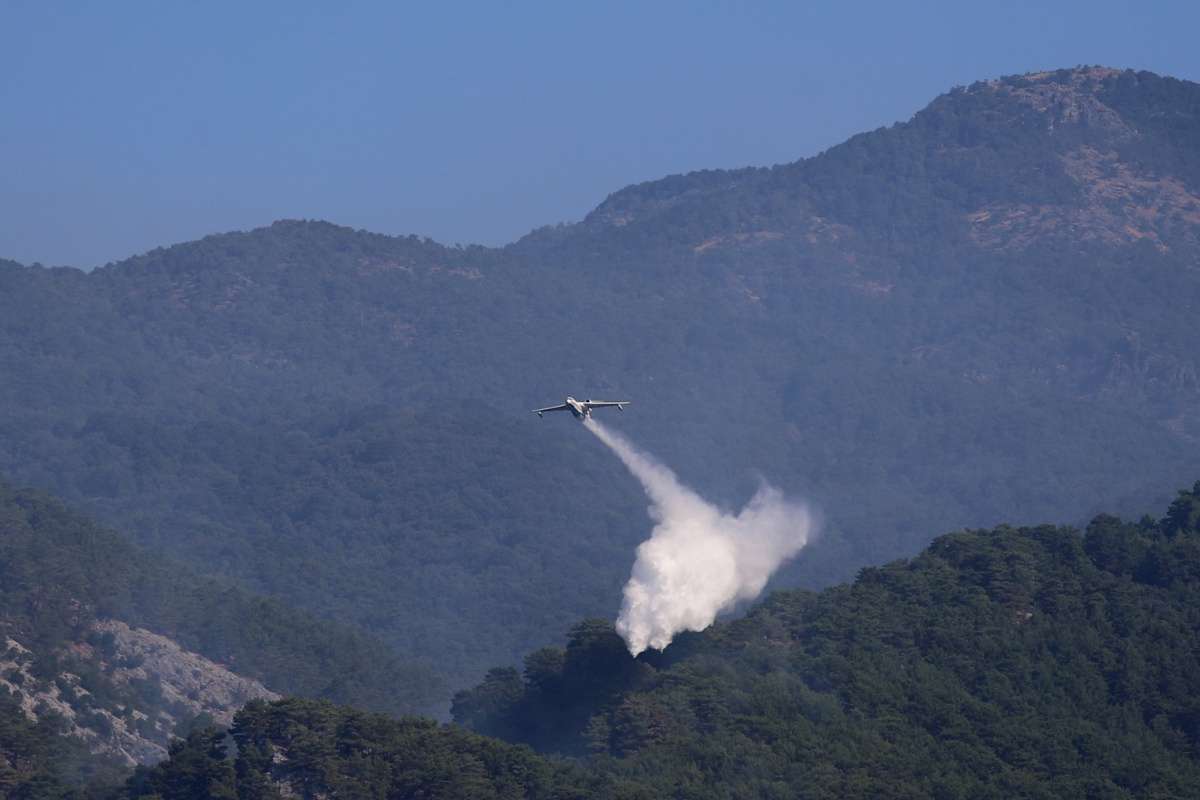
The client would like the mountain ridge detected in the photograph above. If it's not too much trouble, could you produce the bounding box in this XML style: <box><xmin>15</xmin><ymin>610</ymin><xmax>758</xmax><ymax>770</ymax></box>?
<box><xmin>11</xmin><ymin>65</ymin><xmax>1193</xmax><ymax>269</ymax></box>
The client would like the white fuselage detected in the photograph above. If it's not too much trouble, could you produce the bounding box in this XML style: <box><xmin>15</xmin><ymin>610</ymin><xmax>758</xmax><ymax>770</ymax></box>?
<box><xmin>565</xmin><ymin>396</ymin><xmax>589</xmax><ymax>419</ymax></box>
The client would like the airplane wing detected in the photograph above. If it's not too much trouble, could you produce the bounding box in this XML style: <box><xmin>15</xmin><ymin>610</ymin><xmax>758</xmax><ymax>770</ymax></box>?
<box><xmin>532</xmin><ymin>404</ymin><xmax>570</xmax><ymax>417</ymax></box>
<box><xmin>584</xmin><ymin>401</ymin><xmax>630</xmax><ymax>409</ymax></box>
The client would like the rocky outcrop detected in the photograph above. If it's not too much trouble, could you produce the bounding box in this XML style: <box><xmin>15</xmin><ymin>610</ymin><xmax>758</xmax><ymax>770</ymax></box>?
<box><xmin>968</xmin><ymin>145</ymin><xmax>1200</xmax><ymax>252</ymax></box>
<box><xmin>0</xmin><ymin>620</ymin><xmax>278</xmax><ymax>766</ymax></box>
<box><xmin>91</xmin><ymin>620</ymin><xmax>280</xmax><ymax>727</ymax></box>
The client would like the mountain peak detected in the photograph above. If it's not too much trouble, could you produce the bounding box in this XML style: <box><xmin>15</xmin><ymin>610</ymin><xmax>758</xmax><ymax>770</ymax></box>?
<box><xmin>992</xmin><ymin>64</ymin><xmax>1125</xmax><ymax>89</ymax></box>
<box><xmin>934</xmin><ymin>67</ymin><xmax>1200</xmax><ymax>253</ymax></box>
<box><xmin>964</xmin><ymin>66</ymin><xmax>1134</xmax><ymax>136</ymax></box>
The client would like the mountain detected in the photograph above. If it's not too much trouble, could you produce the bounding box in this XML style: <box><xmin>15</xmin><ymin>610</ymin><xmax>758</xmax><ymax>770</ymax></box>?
<box><xmin>1</xmin><ymin>66</ymin><xmax>1198</xmax><ymax>703</ymax></box>
<box><xmin>0</xmin><ymin>481</ymin><xmax>443</xmax><ymax>791</ymax></box>
<box><xmin>123</xmin><ymin>480</ymin><xmax>1200</xmax><ymax>799</ymax></box>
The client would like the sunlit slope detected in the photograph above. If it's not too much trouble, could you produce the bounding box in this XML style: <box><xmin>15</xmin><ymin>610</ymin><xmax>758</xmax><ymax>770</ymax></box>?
<box><xmin>0</xmin><ymin>67</ymin><xmax>1198</xmax><ymax>695</ymax></box>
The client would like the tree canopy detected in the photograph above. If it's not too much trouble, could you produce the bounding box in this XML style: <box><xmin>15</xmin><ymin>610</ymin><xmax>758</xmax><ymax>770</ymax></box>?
<box><xmin>126</xmin><ymin>481</ymin><xmax>1200</xmax><ymax>799</ymax></box>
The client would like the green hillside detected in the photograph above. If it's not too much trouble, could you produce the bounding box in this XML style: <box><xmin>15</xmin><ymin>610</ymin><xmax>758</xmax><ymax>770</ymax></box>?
<box><xmin>0</xmin><ymin>481</ymin><xmax>442</xmax><ymax>719</ymax></box>
<box><xmin>1</xmin><ymin>66</ymin><xmax>1198</xmax><ymax>700</ymax></box>
<box><xmin>122</xmin><ymin>481</ymin><xmax>1200</xmax><ymax>799</ymax></box>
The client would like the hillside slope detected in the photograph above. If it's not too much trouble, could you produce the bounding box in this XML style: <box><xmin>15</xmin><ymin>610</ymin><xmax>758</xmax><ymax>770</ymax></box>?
<box><xmin>1</xmin><ymin>66</ymin><xmax>1198</xmax><ymax>696</ymax></box>
<box><xmin>129</xmin><ymin>480</ymin><xmax>1200</xmax><ymax>799</ymax></box>
<box><xmin>0</xmin><ymin>481</ymin><xmax>443</xmax><ymax>787</ymax></box>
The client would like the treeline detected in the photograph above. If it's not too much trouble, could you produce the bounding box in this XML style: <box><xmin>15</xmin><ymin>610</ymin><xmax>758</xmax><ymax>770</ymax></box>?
<box><xmin>116</xmin><ymin>481</ymin><xmax>1200</xmax><ymax>798</ymax></box>
<box><xmin>122</xmin><ymin>698</ymin><xmax>600</xmax><ymax>800</ymax></box>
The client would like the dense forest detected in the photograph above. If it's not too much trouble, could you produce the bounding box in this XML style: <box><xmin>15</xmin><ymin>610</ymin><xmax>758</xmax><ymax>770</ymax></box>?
<box><xmin>106</xmin><ymin>481</ymin><xmax>1200</xmax><ymax>799</ymax></box>
<box><xmin>1</xmin><ymin>66</ymin><xmax>1199</xmax><ymax>711</ymax></box>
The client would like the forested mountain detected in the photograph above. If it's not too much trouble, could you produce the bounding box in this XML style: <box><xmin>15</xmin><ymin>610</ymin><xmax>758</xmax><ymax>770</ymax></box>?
<box><xmin>2</xmin><ymin>66</ymin><xmax>1199</xmax><ymax>705</ymax></box>
<box><xmin>123</xmin><ymin>481</ymin><xmax>1200</xmax><ymax>799</ymax></box>
<box><xmin>0</xmin><ymin>482</ymin><xmax>442</xmax><ymax>792</ymax></box>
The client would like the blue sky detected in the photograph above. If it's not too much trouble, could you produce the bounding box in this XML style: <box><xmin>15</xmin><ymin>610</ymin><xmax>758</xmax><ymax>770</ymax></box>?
<box><xmin>2</xmin><ymin>1</ymin><xmax>1198</xmax><ymax>267</ymax></box>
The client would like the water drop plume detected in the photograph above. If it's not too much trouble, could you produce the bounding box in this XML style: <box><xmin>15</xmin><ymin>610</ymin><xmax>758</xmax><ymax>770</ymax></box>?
<box><xmin>584</xmin><ymin>418</ymin><xmax>815</xmax><ymax>655</ymax></box>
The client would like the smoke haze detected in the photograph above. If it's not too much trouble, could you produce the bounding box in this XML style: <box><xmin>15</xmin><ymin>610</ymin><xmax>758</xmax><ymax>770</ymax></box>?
<box><xmin>585</xmin><ymin>419</ymin><xmax>816</xmax><ymax>656</ymax></box>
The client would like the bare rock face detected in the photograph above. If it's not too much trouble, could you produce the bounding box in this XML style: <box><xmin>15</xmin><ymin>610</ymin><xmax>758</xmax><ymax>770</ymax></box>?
<box><xmin>998</xmin><ymin>66</ymin><xmax>1132</xmax><ymax>134</ymax></box>
<box><xmin>960</xmin><ymin>70</ymin><xmax>1200</xmax><ymax>254</ymax></box>
<box><xmin>0</xmin><ymin>620</ymin><xmax>279</xmax><ymax>766</ymax></box>
<box><xmin>968</xmin><ymin>145</ymin><xmax>1200</xmax><ymax>253</ymax></box>
<box><xmin>91</xmin><ymin>619</ymin><xmax>280</xmax><ymax>728</ymax></box>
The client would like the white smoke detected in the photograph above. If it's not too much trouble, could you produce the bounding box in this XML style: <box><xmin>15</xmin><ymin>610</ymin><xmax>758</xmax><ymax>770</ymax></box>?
<box><xmin>585</xmin><ymin>419</ymin><xmax>816</xmax><ymax>656</ymax></box>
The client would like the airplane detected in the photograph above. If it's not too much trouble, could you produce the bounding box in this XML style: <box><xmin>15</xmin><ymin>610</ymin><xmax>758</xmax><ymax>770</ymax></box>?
<box><xmin>532</xmin><ymin>396</ymin><xmax>630</xmax><ymax>420</ymax></box>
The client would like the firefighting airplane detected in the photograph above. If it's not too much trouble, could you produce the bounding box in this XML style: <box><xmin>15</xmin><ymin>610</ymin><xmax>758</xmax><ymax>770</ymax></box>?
<box><xmin>532</xmin><ymin>396</ymin><xmax>630</xmax><ymax>420</ymax></box>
